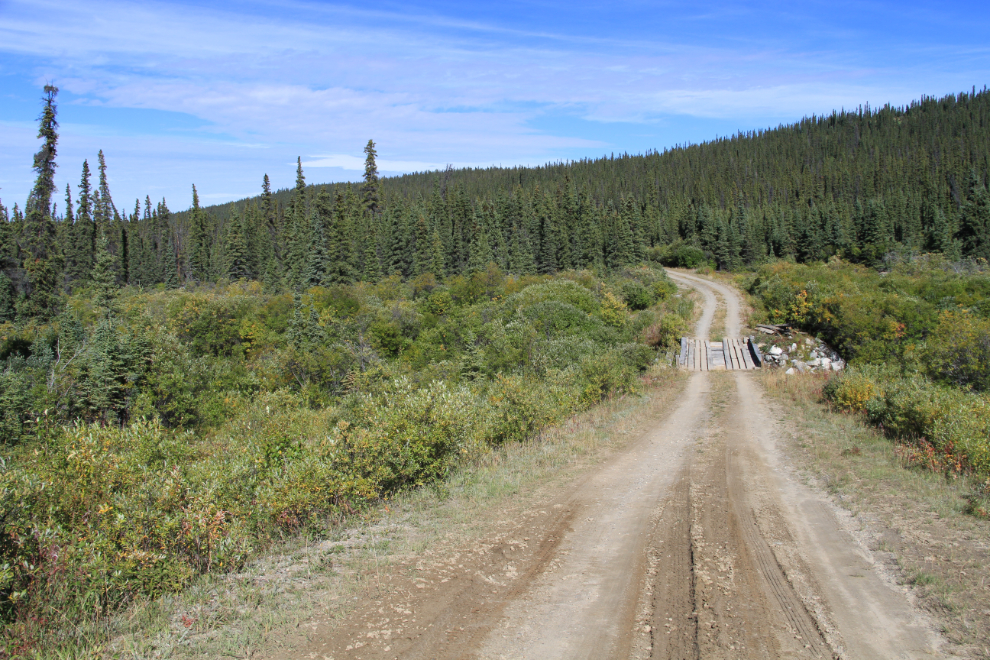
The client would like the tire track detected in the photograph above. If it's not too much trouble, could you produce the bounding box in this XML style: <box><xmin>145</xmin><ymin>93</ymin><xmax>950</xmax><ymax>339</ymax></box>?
<box><xmin>649</xmin><ymin>467</ymin><xmax>698</xmax><ymax>660</ymax></box>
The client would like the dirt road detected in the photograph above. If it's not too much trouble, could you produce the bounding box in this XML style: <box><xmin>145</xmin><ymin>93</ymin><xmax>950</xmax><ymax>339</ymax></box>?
<box><xmin>271</xmin><ymin>273</ymin><xmax>950</xmax><ymax>660</ymax></box>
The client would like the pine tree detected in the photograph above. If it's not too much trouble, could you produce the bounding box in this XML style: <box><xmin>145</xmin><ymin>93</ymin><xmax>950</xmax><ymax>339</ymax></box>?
<box><xmin>20</xmin><ymin>85</ymin><xmax>62</xmax><ymax>319</ymax></box>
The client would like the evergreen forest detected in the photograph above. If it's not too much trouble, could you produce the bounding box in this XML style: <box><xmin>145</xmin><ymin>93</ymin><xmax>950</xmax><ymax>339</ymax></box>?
<box><xmin>4</xmin><ymin>87</ymin><xmax>990</xmax><ymax>312</ymax></box>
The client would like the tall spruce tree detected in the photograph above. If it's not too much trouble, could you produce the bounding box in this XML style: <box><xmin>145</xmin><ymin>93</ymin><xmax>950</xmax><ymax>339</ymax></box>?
<box><xmin>20</xmin><ymin>85</ymin><xmax>62</xmax><ymax>319</ymax></box>
<box><xmin>90</xmin><ymin>228</ymin><xmax>119</xmax><ymax>315</ymax></box>
<box><xmin>225</xmin><ymin>208</ymin><xmax>251</xmax><ymax>280</ymax></box>
<box><xmin>466</xmin><ymin>215</ymin><xmax>493</xmax><ymax>274</ymax></box>
<box><xmin>189</xmin><ymin>185</ymin><xmax>209</xmax><ymax>281</ymax></box>
<box><xmin>362</xmin><ymin>139</ymin><xmax>380</xmax><ymax>215</ymax></box>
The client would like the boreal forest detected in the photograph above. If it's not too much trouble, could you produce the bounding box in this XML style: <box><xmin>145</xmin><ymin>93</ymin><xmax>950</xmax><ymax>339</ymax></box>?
<box><xmin>0</xmin><ymin>84</ymin><xmax>989</xmax><ymax>654</ymax></box>
<box><xmin>3</xmin><ymin>87</ymin><xmax>990</xmax><ymax>309</ymax></box>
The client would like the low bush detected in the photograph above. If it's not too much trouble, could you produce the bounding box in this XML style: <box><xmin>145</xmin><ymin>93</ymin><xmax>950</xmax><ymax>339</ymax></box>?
<box><xmin>824</xmin><ymin>366</ymin><xmax>990</xmax><ymax>477</ymax></box>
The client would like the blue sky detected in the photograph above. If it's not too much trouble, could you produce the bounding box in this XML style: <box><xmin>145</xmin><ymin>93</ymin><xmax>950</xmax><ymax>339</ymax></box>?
<box><xmin>1</xmin><ymin>0</ymin><xmax>989</xmax><ymax>213</ymax></box>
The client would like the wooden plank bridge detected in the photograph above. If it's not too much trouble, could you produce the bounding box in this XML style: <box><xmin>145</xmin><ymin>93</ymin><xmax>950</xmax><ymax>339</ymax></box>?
<box><xmin>677</xmin><ymin>337</ymin><xmax>764</xmax><ymax>371</ymax></box>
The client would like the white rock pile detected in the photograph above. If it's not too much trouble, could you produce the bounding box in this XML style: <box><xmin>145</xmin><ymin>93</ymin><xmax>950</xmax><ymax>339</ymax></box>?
<box><xmin>757</xmin><ymin>336</ymin><xmax>844</xmax><ymax>374</ymax></box>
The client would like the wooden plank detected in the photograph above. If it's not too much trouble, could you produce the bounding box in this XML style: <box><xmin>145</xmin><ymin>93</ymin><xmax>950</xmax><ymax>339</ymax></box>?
<box><xmin>739</xmin><ymin>338</ymin><xmax>755</xmax><ymax>369</ymax></box>
<box><xmin>729</xmin><ymin>338</ymin><xmax>743</xmax><ymax>370</ymax></box>
<box><xmin>679</xmin><ymin>337</ymin><xmax>688</xmax><ymax>368</ymax></box>
<box><xmin>706</xmin><ymin>341</ymin><xmax>714</xmax><ymax>371</ymax></box>
<box><xmin>688</xmin><ymin>340</ymin><xmax>696</xmax><ymax>371</ymax></box>
<box><xmin>722</xmin><ymin>337</ymin><xmax>739</xmax><ymax>370</ymax></box>
<box><xmin>748</xmin><ymin>336</ymin><xmax>764</xmax><ymax>368</ymax></box>
<box><xmin>701</xmin><ymin>340</ymin><xmax>709</xmax><ymax>371</ymax></box>
<box><xmin>710</xmin><ymin>345</ymin><xmax>726</xmax><ymax>370</ymax></box>
<box><xmin>736</xmin><ymin>338</ymin><xmax>752</xmax><ymax>370</ymax></box>
<box><xmin>694</xmin><ymin>340</ymin><xmax>701</xmax><ymax>371</ymax></box>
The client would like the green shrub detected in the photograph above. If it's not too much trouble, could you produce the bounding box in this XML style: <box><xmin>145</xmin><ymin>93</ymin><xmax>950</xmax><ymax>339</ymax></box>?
<box><xmin>578</xmin><ymin>349</ymin><xmax>636</xmax><ymax>405</ymax></box>
<box><xmin>506</xmin><ymin>279</ymin><xmax>600</xmax><ymax>315</ymax></box>
<box><xmin>661</xmin><ymin>243</ymin><xmax>707</xmax><ymax>268</ymax></box>
<box><xmin>824</xmin><ymin>366</ymin><xmax>990</xmax><ymax>476</ymax></box>
<box><xmin>922</xmin><ymin>311</ymin><xmax>990</xmax><ymax>391</ymax></box>
<box><xmin>641</xmin><ymin>315</ymin><xmax>686</xmax><ymax>349</ymax></box>
<box><xmin>621</xmin><ymin>281</ymin><xmax>654</xmax><ymax>310</ymax></box>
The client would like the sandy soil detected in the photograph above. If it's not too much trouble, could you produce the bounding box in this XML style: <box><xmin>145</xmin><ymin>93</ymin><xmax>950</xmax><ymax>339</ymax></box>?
<box><xmin>267</xmin><ymin>273</ymin><xmax>952</xmax><ymax>660</ymax></box>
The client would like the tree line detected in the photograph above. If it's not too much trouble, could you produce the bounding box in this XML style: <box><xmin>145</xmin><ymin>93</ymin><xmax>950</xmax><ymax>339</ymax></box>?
<box><xmin>3</xmin><ymin>85</ymin><xmax>990</xmax><ymax>321</ymax></box>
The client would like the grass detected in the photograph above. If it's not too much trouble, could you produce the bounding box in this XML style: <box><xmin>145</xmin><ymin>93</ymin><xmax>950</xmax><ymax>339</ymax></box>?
<box><xmin>102</xmin><ymin>366</ymin><xmax>688</xmax><ymax>659</ymax></box>
<box><xmin>759</xmin><ymin>369</ymin><xmax>990</xmax><ymax>656</ymax></box>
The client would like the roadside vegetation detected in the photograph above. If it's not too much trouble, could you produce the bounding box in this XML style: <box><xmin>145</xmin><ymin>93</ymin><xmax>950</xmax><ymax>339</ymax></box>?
<box><xmin>748</xmin><ymin>256</ymin><xmax>990</xmax><ymax>513</ymax></box>
<box><xmin>0</xmin><ymin>263</ymin><xmax>690</xmax><ymax>655</ymax></box>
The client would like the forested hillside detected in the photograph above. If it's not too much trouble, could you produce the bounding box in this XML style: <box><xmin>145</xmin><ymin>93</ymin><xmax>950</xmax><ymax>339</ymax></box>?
<box><xmin>3</xmin><ymin>88</ymin><xmax>990</xmax><ymax>320</ymax></box>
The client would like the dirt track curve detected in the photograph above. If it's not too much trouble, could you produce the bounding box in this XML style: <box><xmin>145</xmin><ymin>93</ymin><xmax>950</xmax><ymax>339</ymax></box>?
<box><xmin>270</xmin><ymin>271</ymin><xmax>950</xmax><ymax>660</ymax></box>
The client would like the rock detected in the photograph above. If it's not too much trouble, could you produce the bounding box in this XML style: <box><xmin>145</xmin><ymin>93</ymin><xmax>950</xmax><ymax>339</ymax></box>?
<box><xmin>805</xmin><ymin>338</ymin><xmax>814</xmax><ymax>346</ymax></box>
<box><xmin>793</xmin><ymin>360</ymin><xmax>808</xmax><ymax>373</ymax></box>
<box><xmin>790</xmin><ymin>343</ymin><xmax>798</xmax><ymax>352</ymax></box>
<box><xmin>785</xmin><ymin>367</ymin><xmax>796</xmax><ymax>375</ymax></box>
<box><xmin>808</xmin><ymin>357</ymin><xmax>822</xmax><ymax>367</ymax></box>
<box><xmin>820</xmin><ymin>357</ymin><xmax>831</xmax><ymax>368</ymax></box>
<box><xmin>831</xmin><ymin>360</ymin><xmax>844</xmax><ymax>371</ymax></box>
<box><xmin>769</xmin><ymin>346</ymin><xmax>783</xmax><ymax>356</ymax></box>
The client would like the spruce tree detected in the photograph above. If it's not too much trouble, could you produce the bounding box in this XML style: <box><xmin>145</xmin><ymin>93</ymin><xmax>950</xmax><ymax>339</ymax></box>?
<box><xmin>413</xmin><ymin>214</ymin><xmax>432</xmax><ymax>276</ymax></box>
<box><xmin>163</xmin><ymin>235</ymin><xmax>180</xmax><ymax>289</ymax></box>
<box><xmin>361</xmin><ymin>139</ymin><xmax>381</xmax><ymax>215</ymax></box>
<box><xmin>20</xmin><ymin>84</ymin><xmax>62</xmax><ymax>319</ymax></box>
<box><xmin>225</xmin><ymin>208</ymin><xmax>251</xmax><ymax>280</ymax></box>
<box><xmin>958</xmin><ymin>169</ymin><xmax>990</xmax><ymax>261</ymax></box>
<box><xmin>285</xmin><ymin>159</ymin><xmax>310</xmax><ymax>287</ymax></box>
<box><xmin>0</xmin><ymin>273</ymin><xmax>14</xmax><ymax>322</ymax></box>
<box><xmin>467</xmin><ymin>215</ymin><xmax>493</xmax><ymax>274</ymax></box>
<box><xmin>91</xmin><ymin>228</ymin><xmax>119</xmax><ymax>315</ymax></box>
<box><xmin>429</xmin><ymin>229</ymin><xmax>446</xmax><ymax>278</ymax></box>
<box><xmin>189</xmin><ymin>185</ymin><xmax>209</xmax><ymax>281</ymax></box>
<box><xmin>302</xmin><ymin>208</ymin><xmax>329</xmax><ymax>287</ymax></box>
<box><xmin>362</xmin><ymin>230</ymin><xmax>381</xmax><ymax>283</ymax></box>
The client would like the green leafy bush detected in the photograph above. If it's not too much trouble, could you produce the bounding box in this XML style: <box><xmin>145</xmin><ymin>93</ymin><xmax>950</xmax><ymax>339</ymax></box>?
<box><xmin>824</xmin><ymin>366</ymin><xmax>990</xmax><ymax>476</ymax></box>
